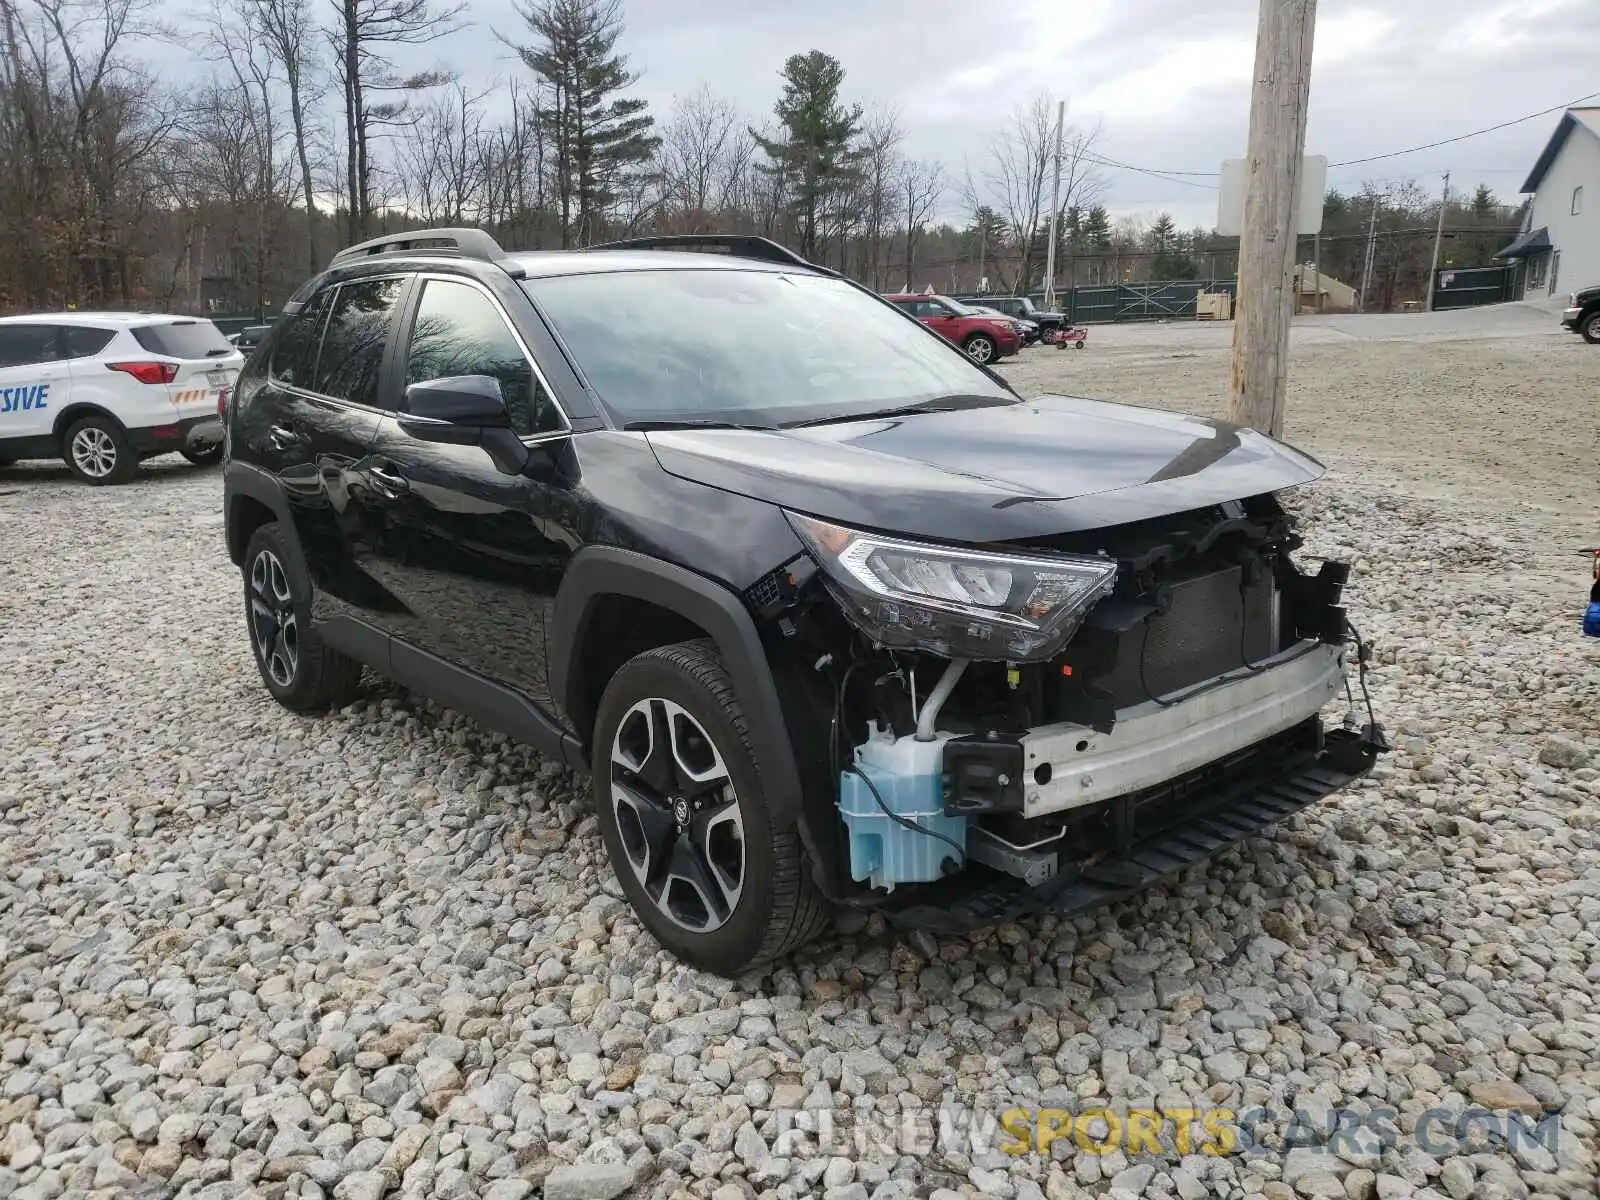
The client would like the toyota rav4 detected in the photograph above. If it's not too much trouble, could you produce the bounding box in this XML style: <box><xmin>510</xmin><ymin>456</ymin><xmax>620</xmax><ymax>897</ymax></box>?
<box><xmin>222</xmin><ymin>229</ymin><xmax>1385</xmax><ymax>976</ymax></box>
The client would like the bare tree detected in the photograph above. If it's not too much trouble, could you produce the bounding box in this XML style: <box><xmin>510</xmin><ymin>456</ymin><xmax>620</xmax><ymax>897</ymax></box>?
<box><xmin>242</xmin><ymin>0</ymin><xmax>322</xmax><ymax>274</ymax></box>
<box><xmin>897</xmin><ymin>157</ymin><xmax>943</xmax><ymax>291</ymax></box>
<box><xmin>330</xmin><ymin>0</ymin><xmax>460</xmax><ymax>243</ymax></box>
<box><xmin>394</xmin><ymin>81</ymin><xmax>488</xmax><ymax>224</ymax></box>
<box><xmin>854</xmin><ymin>104</ymin><xmax>901</xmax><ymax>289</ymax></box>
<box><xmin>967</xmin><ymin>95</ymin><xmax>1105</xmax><ymax>294</ymax></box>
<box><xmin>657</xmin><ymin>85</ymin><xmax>752</xmax><ymax>230</ymax></box>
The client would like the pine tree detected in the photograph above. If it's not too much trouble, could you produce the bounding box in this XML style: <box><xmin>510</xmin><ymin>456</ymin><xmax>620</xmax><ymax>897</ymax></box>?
<box><xmin>1148</xmin><ymin>212</ymin><xmax>1197</xmax><ymax>280</ymax></box>
<box><xmin>1081</xmin><ymin>205</ymin><xmax>1111</xmax><ymax>250</ymax></box>
<box><xmin>510</xmin><ymin>0</ymin><xmax>659</xmax><ymax>246</ymax></box>
<box><xmin>752</xmin><ymin>51</ymin><xmax>863</xmax><ymax>261</ymax></box>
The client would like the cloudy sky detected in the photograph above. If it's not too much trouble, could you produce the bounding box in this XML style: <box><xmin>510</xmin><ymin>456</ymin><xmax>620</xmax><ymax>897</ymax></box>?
<box><xmin>429</xmin><ymin>0</ymin><xmax>1598</xmax><ymax>230</ymax></box>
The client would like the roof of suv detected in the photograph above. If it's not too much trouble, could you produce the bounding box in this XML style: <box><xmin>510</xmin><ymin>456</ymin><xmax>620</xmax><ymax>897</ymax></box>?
<box><xmin>0</xmin><ymin>312</ymin><xmax>206</xmax><ymax>327</ymax></box>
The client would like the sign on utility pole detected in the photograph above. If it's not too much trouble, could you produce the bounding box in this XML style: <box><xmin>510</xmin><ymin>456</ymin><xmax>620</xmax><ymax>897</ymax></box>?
<box><xmin>1226</xmin><ymin>0</ymin><xmax>1318</xmax><ymax>439</ymax></box>
<box><xmin>1043</xmin><ymin>100</ymin><xmax>1065</xmax><ymax>311</ymax></box>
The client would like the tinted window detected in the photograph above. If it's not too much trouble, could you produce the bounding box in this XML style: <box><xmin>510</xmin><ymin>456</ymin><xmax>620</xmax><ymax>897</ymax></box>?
<box><xmin>61</xmin><ymin>327</ymin><xmax>115</xmax><ymax>359</ymax></box>
<box><xmin>315</xmin><ymin>278</ymin><xmax>405</xmax><ymax>407</ymax></box>
<box><xmin>524</xmin><ymin>270</ymin><xmax>1013</xmax><ymax>426</ymax></box>
<box><xmin>132</xmin><ymin>320</ymin><xmax>234</xmax><ymax>359</ymax></box>
<box><xmin>405</xmin><ymin>280</ymin><xmax>562</xmax><ymax>436</ymax></box>
<box><xmin>270</xmin><ymin>290</ymin><xmax>333</xmax><ymax>387</ymax></box>
<box><xmin>0</xmin><ymin>325</ymin><xmax>61</xmax><ymax>368</ymax></box>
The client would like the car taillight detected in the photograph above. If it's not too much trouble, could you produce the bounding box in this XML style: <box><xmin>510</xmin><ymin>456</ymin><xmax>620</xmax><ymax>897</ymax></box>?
<box><xmin>107</xmin><ymin>361</ymin><xmax>179</xmax><ymax>385</ymax></box>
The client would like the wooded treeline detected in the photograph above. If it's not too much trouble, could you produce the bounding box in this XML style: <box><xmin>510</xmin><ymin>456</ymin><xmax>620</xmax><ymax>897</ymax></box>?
<box><xmin>0</xmin><ymin>0</ymin><xmax>1524</xmax><ymax>315</ymax></box>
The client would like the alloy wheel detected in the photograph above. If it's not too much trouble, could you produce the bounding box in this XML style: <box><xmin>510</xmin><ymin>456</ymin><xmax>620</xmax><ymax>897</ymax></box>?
<box><xmin>967</xmin><ymin>337</ymin><xmax>994</xmax><ymax>364</ymax></box>
<box><xmin>249</xmin><ymin>549</ymin><xmax>299</xmax><ymax>688</ymax></box>
<box><xmin>70</xmin><ymin>427</ymin><xmax>118</xmax><ymax>479</ymax></box>
<box><xmin>1586</xmin><ymin>313</ymin><xmax>1600</xmax><ymax>341</ymax></box>
<box><xmin>610</xmin><ymin>697</ymin><xmax>746</xmax><ymax>933</ymax></box>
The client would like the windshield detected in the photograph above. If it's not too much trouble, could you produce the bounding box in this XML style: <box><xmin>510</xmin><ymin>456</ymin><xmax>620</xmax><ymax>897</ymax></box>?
<box><xmin>935</xmin><ymin>295</ymin><xmax>978</xmax><ymax>315</ymax></box>
<box><xmin>524</xmin><ymin>270</ymin><xmax>1014</xmax><ymax>426</ymax></box>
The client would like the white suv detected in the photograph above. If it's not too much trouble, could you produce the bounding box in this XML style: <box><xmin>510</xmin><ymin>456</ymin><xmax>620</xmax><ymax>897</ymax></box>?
<box><xmin>0</xmin><ymin>313</ymin><xmax>247</xmax><ymax>484</ymax></box>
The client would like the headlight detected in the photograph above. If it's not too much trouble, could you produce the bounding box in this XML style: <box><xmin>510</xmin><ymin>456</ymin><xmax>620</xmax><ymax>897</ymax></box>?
<box><xmin>787</xmin><ymin>512</ymin><xmax>1117</xmax><ymax>662</ymax></box>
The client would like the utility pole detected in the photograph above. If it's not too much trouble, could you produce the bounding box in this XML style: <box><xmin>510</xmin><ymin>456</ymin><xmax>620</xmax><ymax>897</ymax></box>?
<box><xmin>1043</xmin><ymin>99</ymin><xmax>1065</xmax><ymax>310</ymax></box>
<box><xmin>1227</xmin><ymin>0</ymin><xmax>1317</xmax><ymax>439</ymax></box>
<box><xmin>1424</xmin><ymin>171</ymin><xmax>1450</xmax><ymax>312</ymax></box>
<box><xmin>1359</xmin><ymin>194</ymin><xmax>1379</xmax><ymax>312</ymax></box>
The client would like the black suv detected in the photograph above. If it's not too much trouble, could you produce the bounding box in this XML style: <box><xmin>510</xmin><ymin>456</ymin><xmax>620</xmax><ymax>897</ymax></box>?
<box><xmin>223</xmin><ymin>228</ymin><xmax>1383</xmax><ymax>975</ymax></box>
<box><xmin>955</xmin><ymin>293</ymin><xmax>1065</xmax><ymax>340</ymax></box>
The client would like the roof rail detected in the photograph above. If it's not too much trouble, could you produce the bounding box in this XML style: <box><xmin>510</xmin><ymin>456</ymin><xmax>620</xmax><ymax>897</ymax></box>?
<box><xmin>328</xmin><ymin>227</ymin><xmax>510</xmax><ymax>269</ymax></box>
<box><xmin>585</xmin><ymin>234</ymin><xmax>824</xmax><ymax>271</ymax></box>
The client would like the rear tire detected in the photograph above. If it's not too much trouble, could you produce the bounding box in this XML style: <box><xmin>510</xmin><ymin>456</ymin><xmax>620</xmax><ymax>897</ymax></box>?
<box><xmin>181</xmin><ymin>443</ymin><xmax>224</xmax><ymax>467</ymax></box>
<box><xmin>963</xmin><ymin>333</ymin><xmax>997</xmax><ymax>364</ymax></box>
<box><xmin>242</xmin><ymin>522</ymin><xmax>363</xmax><ymax>712</ymax></box>
<box><xmin>63</xmin><ymin>416</ymin><xmax>136</xmax><ymax>485</ymax></box>
<box><xmin>592</xmin><ymin>639</ymin><xmax>829</xmax><ymax>976</ymax></box>
<box><xmin>1583</xmin><ymin>310</ymin><xmax>1600</xmax><ymax>344</ymax></box>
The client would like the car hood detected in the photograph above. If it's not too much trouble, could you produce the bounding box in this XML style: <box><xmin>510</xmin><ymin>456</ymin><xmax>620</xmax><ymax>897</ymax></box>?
<box><xmin>644</xmin><ymin>394</ymin><xmax>1324</xmax><ymax>543</ymax></box>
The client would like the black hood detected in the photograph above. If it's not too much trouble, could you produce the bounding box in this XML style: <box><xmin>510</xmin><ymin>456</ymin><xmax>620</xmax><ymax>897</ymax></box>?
<box><xmin>644</xmin><ymin>394</ymin><xmax>1324</xmax><ymax>544</ymax></box>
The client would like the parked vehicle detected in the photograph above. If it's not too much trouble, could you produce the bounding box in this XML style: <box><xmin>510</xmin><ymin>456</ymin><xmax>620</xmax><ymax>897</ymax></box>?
<box><xmin>1561</xmin><ymin>285</ymin><xmax>1600</xmax><ymax>343</ymax></box>
<box><xmin>229</xmin><ymin>324</ymin><xmax>275</xmax><ymax>353</ymax></box>
<box><xmin>223</xmin><ymin>229</ymin><xmax>1386</xmax><ymax>975</ymax></box>
<box><xmin>969</xmin><ymin>305</ymin><xmax>1038</xmax><ymax>344</ymax></box>
<box><xmin>956</xmin><ymin>293</ymin><xmax>1066</xmax><ymax>341</ymax></box>
<box><xmin>0</xmin><ymin>313</ymin><xmax>243</xmax><ymax>483</ymax></box>
<box><xmin>882</xmin><ymin>293</ymin><xmax>1022</xmax><ymax>363</ymax></box>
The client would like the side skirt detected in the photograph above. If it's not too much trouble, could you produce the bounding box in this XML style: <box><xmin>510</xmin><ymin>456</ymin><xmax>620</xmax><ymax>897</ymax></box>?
<box><xmin>319</xmin><ymin>615</ymin><xmax>586</xmax><ymax>770</ymax></box>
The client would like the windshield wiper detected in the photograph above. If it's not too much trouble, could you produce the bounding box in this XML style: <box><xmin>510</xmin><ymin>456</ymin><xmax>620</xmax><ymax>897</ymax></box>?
<box><xmin>621</xmin><ymin>418</ymin><xmax>776</xmax><ymax>431</ymax></box>
<box><xmin>780</xmin><ymin>395</ymin><xmax>1013</xmax><ymax>429</ymax></box>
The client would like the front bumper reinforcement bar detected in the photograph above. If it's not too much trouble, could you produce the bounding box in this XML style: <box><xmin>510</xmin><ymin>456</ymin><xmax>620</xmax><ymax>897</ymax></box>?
<box><xmin>881</xmin><ymin>734</ymin><xmax>1373</xmax><ymax>935</ymax></box>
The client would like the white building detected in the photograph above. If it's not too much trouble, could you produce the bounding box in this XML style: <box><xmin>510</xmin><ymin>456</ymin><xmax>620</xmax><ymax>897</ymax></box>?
<box><xmin>1499</xmin><ymin>107</ymin><xmax>1600</xmax><ymax>298</ymax></box>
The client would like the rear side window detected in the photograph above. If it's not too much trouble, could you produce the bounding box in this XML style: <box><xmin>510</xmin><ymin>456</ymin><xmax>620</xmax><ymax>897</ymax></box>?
<box><xmin>404</xmin><ymin>279</ymin><xmax>563</xmax><ymax>436</ymax></box>
<box><xmin>315</xmin><ymin>278</ymin><xmax>406</xmax><ymax>408</ymax></box>
<box><xmin>132</xmin><ymin>320</ymin><xmax>234</xmax><ymax>359</ymax></box>
<box><xmin>61</xmin><ymin>327</ymin><xmax>115</xmax><ymax>359</ymax></box>
<box><xmin>0</xmin><ymin>325</ymin><xmax>61</xmax><ymax>368</ymax></box>
<box><xmin>271</xmin><ymin>290</ymin><xmax>333</xmax><ymax>387</ymax></box>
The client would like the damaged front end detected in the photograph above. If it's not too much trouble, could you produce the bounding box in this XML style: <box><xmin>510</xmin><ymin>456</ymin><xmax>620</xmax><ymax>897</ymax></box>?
<box><xmin>748</xmin><ymin>492</ymin><xmax>1388</xmax><ymax>931</ymax></box>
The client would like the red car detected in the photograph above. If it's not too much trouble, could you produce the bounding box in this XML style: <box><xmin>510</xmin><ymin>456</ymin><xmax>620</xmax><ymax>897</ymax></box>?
<box><xmin>884</xmin><ymin>293</ymin><xmax>1023</xmax><ymax>364</ymax></box>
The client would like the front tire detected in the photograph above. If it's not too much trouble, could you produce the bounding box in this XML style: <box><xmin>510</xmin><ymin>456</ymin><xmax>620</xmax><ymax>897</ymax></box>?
<box><xmin>963</xmin><ymin>333</ymin><xmax>997</xmax><ymax>364</ymax></box>
<box><xmin>1583</xmin><ymin>310</ymin><xmax>1600</xmax><ymax>344</ymax></box>
<box><xmin>242</xmin><ymin>522</ymin><xmax>363</xmax><ymax>712</ymax></box>
<box><xmin>181</xmin><ymin>443</ymin><xmax>224</xmax><ymax>467</ymax></box>
<box><xmin>593</xmin><ymin>640</ymin><xmax>828</xmax><ymax>976</ymax></box>
<box><xmin>63</xmin><ymin>416</ymin><xmax>136</xmax><ymax>485</ymax></box>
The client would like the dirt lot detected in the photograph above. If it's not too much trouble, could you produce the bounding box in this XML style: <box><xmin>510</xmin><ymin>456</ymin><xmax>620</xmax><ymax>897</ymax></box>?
<box><xmin>1002</xmin><ymin>305</ymin><xmax>1595</xmax><ymax>533</ymax></box>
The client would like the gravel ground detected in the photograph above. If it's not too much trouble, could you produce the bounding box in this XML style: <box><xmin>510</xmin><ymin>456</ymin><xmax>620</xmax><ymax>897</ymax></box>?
<box><xmin>2</xmin><ymin>307</ymin><xmax>1598</xmax><ymax>1200</ymax></box>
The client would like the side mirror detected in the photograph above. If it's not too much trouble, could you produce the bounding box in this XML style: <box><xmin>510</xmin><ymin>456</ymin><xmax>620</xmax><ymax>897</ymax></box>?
<box><xmin>401</xmin><ymin>374</ymin><xmax>510</xmax><ymax>431</ymax></box>
<box><xmin>398</xmin><ymin>374</ymin><xmax>530</xmax><ymax>476</ymax></box>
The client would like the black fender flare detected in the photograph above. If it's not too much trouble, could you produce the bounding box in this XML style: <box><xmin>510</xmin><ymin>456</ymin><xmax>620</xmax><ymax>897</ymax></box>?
<box><xmin>223</xmin><ymin>460</ymin><xmax>295</xmax><ymax>566</ymax></box>
<box><xmin>550</xmin><ymin>546</ymin><xmax>805</xmax><ymax>828</ymax></box>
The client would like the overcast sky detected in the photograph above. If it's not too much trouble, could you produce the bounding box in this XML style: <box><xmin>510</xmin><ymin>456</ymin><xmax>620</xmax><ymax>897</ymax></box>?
<box><xmin>419</xmin><ymin>0</ymin><xmax>1598</xmax><ymax>229</ymax></box>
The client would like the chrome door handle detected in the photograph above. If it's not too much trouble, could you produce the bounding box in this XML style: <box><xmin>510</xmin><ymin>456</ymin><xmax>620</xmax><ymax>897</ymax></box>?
<box><xmin>364</xmin><ymin>463</ymin><xmax>409</xmax><ymax>498</ymax></box>
<box><xmin>268</xmin><ymin>423</ymin><xmax>305</xmax><ymax>449</ymax></box>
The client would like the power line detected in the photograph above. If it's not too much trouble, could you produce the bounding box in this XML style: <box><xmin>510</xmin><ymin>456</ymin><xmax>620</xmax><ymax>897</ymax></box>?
<box><xmin>1328</xmin><ymin>91</ymin><xmax>1600</xmax><ymax>168</ymax></box>
<box><xmin>1075</xmin><ymin>90</ymin><xmax>1600</xmax><ymax>191</ymax></box>
<box><xmin>1079</xmin><ymin>150</ymin><xmax>1220</xmax><ymax>189</ymax></box>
